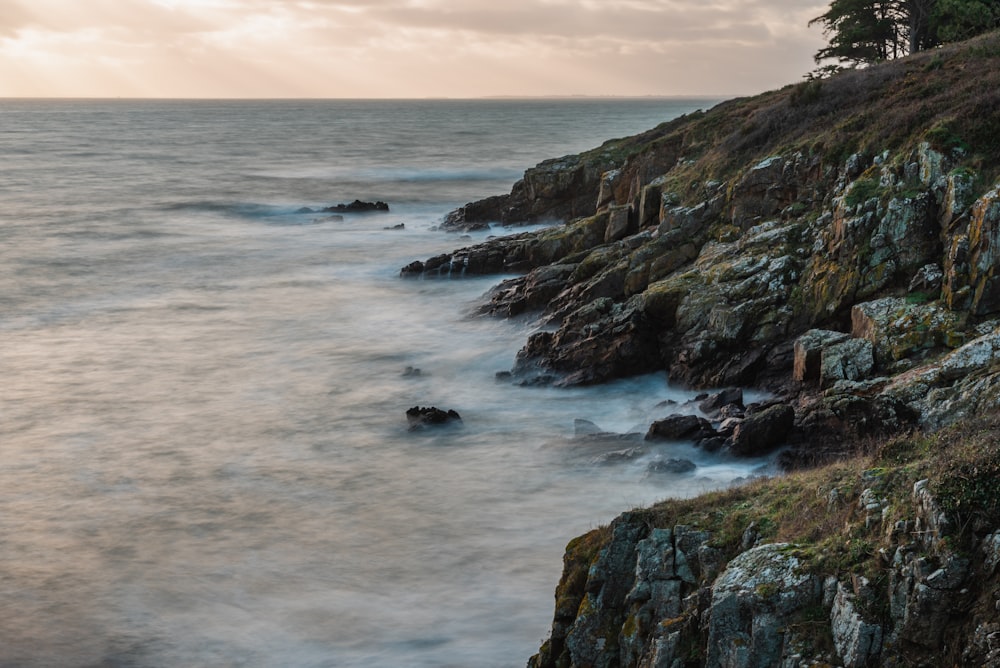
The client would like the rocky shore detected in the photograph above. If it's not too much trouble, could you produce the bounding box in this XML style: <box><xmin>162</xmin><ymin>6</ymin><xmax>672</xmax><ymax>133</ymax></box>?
<box><xmin>402</xmin><ymin>32</ymin><xmax>1000</xmax><ymax>667</ymax></box>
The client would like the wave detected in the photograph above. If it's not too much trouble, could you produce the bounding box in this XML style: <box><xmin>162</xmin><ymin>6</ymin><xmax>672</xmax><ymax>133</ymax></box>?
<box><xmin>158</xmin><ymin>200</ymin><xmax>302</xmax><ymax>219</ymax></box>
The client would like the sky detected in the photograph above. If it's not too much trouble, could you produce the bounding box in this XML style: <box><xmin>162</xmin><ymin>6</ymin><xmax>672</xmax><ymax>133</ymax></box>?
<box><xmin>0</xmin><ymin>0</ymin><xmax>831</xmax><ymax>98</ymax></box>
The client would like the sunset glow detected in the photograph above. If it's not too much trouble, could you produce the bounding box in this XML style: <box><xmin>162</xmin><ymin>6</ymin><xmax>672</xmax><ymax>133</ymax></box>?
<box><xmin>0</xmin><ymin>0</ymin><xmax>829</xmax><ymax>98</ymax></box>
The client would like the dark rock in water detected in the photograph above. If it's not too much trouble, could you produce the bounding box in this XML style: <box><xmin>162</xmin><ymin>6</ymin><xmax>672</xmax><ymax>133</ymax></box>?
<box><xmin>440</xmin><ymin>194</ymin><xmax>506</xmax><ymax>232</ymax></box>
<box><xmin>729</xmin><ymin>403</ymin><xmax>794</xmax><ymax>456</ymax></box>
<box><xmin>402</xmin><ymin>366</ymin><xmax>422</xmax><ymax>377</ymax></box>
<box><xmin>696</xmin><ymin>436</ymin><xmax>727</xmax><ymax>452</ymax></box>
<box><xmin>384</xmin><ymin>223</ymin><xmax>405</xmax><ymax>230</ymax></box>
<box><xmin>495</xmin><ymin>371</ymin><xmax>513</xmax><ymax>382</ymax></box>
<box><xmin>405</xmin><ymin>406</ymin><xmax>461</xmax><ymax>429</ymax></box>
<box><xmin>645</xmin><ymin>414</ymin><xmax>716</xmax><ymax>442</ymax></box>
<box><xmin>314</xmin><ymin>214</ymin><xmax>344</xmax><ymax>223</ymax></box>
<box><xmin>646</xmin><ymin>457</ymin><xmax>697</xmax><ymax>474</ymax></box>
<box><xmin>295</xmin><ymin>207</ymin><xmax>316</xmax><ymax>214</ymax></box>
<box><xmin>698</xmin><ymin>388</ymin><xmax>745</xmax><ymax>417</ymax></box>
<box><xmin>400</xmin><ymin>260</ymin><xmax>425</xmax><ymax>276</ymax></box>
<box><xmin>323</xmin><ymin>200</ymin><xmax>390</xmax><ymax>213</ymax></box>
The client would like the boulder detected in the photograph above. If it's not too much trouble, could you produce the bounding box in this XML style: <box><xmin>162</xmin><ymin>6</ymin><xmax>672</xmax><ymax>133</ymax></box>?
<box><xmin>820</xmin><ymin>338</ymin><xmax>874</xmax><ymax>387</ymax></box>
<box><xmin>645</xmin><ymin>414</ymin><xmax>716</xmax><ymax>442</ymax></box>
<box><xmin>852</xmin><ymin>297</ymin><xmax>964</xmax><ymax>367</ymax></box>
<box><xmin>706</xmin><ymin>543</ymin><xmax>823</xmax><ymax>668</ymax></box>
<box><xmin>729</xmin><ymin>403</ymin><xmax>794</xmax><ymax>456</ymax></box>
<box><xmin>698</xmin><ymin>387</ymin><xmax>745</xmax><ymax>417</ymax></box>
<box><xmin>793</xmin><ymin>329</ymin><xmax>851</xmax><ymax>382</ymax></box>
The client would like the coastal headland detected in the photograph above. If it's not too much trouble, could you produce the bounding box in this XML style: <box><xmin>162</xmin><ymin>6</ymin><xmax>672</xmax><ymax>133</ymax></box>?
<box><xmin>402</xmin><ymin>31</ymin><xmax>1000</xmax><ymax>667</ymax></box>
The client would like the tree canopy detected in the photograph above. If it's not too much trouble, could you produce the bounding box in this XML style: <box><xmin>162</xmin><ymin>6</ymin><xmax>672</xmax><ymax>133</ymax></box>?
<box><xmin>811</xmin><ymin>0</ymin><xmax>1000</xmax><ymax>66</ymax></box>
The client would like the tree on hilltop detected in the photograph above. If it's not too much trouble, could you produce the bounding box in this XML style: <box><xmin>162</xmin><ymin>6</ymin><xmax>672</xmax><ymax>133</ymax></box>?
<box><xmin>811</xmin><ymin>0</ymin><xmax>1000</xmax><ymax>67</ymax></box>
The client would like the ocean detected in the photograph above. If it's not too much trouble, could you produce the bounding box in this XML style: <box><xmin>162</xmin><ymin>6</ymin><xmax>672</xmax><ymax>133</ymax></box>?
<box><xmin>1</xmin><ymin>98</ymin><xmax>772</xmax><ymax>667</ymax></box>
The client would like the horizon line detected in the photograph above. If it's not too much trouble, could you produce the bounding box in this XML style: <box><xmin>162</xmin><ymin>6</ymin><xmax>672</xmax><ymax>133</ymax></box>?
<box><xmin>0</xmin><ymin>94</ymin><xmax>735</xmax><ymax>102</ymax></box>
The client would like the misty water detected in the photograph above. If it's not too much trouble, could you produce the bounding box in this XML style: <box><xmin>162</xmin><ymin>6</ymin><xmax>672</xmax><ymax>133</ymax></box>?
<box><xmin>0</xmin><ymin>98</ymin><xmax>775</xmax><ymax>666</ymax></box>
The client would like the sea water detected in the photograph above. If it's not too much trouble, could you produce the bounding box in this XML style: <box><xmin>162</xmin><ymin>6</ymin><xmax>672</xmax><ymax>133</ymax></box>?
<box><xmin>0</xmin><ymin>98</ymin><xmax>770</xmax><ymax>667</ymax></box>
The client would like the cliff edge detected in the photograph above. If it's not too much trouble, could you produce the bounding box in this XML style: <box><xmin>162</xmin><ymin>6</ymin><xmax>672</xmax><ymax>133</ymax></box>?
<box><xmin>398</xmin><ymin>30</ymin><xmax>1000</xmax><ymax>667</ymax></box>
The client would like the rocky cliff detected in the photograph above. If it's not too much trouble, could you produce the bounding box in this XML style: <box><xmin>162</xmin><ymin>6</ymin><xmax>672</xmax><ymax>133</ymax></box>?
<box><xmin>399</xmin><ymin>31</ymin><xmax>1000</xmax><ymax>667</ymax></box>
<box><xmin>526</xmin><ymin>418</ymin><xmax>1000</xmax><ymax>667</ymax></box>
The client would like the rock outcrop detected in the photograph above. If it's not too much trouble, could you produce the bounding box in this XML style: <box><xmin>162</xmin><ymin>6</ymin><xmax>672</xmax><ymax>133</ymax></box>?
<box><xmin>405</xmin><ymin>406</ymin><xmax>461</xmax><ymax>429</ymax></box>
<box><xmin>400</xmin><ymin>32</ymin><xmax>1000</xmax><ymax>453</ymax></box>
<box><xmin>393</xmin><ymin>33</ymin><xmax>1000</xmax><ymax>666</ymax></box>
<box><xmin>529</xmin><ymin>416</ymin><xmax>1000</xmax><ymax>667</ymax></box>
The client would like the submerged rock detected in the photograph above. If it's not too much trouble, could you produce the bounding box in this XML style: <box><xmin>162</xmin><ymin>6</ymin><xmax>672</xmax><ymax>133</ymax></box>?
<box><xmin>645</xmin><ymin>457</ymin><xmax>697</xmax><ymax>474</ymax></box>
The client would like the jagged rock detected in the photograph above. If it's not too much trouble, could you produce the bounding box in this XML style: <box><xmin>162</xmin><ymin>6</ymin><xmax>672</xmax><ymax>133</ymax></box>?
<box><xmin>831</xmin><ymin>578</ymin><xmax>884</xmax><ymax>668</ymax></box>
<box><xmin>729</xmin><ymin>403</ymin><xmax>794</xmax><ymax>456</ymax></box>
<box><xmin>706</xmin><ymin>543</ymin><xmax>823</xmax><ymax>668</ymax></box>
<box><xmin>323</xmin><ymin>199</ymin><xmax>389</xmax><ymax>213</ymax></box>
<box><xmin>820</xmin><ymin>338</ymin><xmax>874</xmax><ymax>387</ymax></box>
<box><xmin>909</xmin><ymin>263</ymin><xmax>943</xmax><ymax>293</ymax></box>
<box><xmin>563</xmin><ymin>516</ymin><xmax>646</xmax><ymax>668</ymax></box>
<box><xmin>889</xmin><ymin>546</ymin><xmax>970</xmax><ymax>650</ymax></box>
<box><xmin>880</xmin><ymin>325</ymin><xmax>1000</xmax><ymax>429</ymax></box>
<box><xmin>604</xmin><ymin>204</ymin><xmax>635</xmax><ymax>243</ymax></box>
<box><xmin>793</xmin><ymin>329</ymin><xmax>851</xmax><ymax>382</ymax></box>
<box><xmin>960</xmin><ymin>184</ymin><xmax>1000</xmax><ymax>315</ymax></box>
<box><xmin>596</xmin><ymin>169</ymin><xmax>622</xmax><ymax>212</ymax></box>
<box><xmin>645</xmin><ymin>414</ymin><xmax>716</xmax><ymax>442</ymax></box>
<box><xmin>405</xmin><ymin>406</ymin><xmax>461</xmax><ymax>429</ymax></box>
<box><xmin>698</xmin><ymin>387</ymin><xmax>745</xmax><ymax>417</ymax></box>
<box><xmin>477</xmin><ymin>263</ymin><xmax>577</xmax><ymax>318</ymax></box>
<box><xmin>440</xmin><ymin>194</ymin><xmax>506</xmax><ymax>231</ymax></box>
<box><xmin>852</xmin><ymin>297</ymin><xmax>964</xmax><ymax>367</ymax></box>
<box><xmin>729</xmin><ymin>155</ymin><xmax>807</xmax><ymax>228</ymax></box>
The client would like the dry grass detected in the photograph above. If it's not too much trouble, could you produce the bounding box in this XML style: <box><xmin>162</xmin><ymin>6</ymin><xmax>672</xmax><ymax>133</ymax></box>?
<box><xmin>632</xmin><ymin>415</ymin><xmax>1000</xmax><ymax>576</ymax></box>
<box><xmin>597</xmin><ymin>29</ymin><xmax>1000</xmax><ymax>205</ymax></box>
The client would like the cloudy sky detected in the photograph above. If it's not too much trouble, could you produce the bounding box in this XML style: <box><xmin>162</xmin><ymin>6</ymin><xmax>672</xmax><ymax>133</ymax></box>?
<box><xmin>0</xmin><ymin>0</ymin><xmax>830</xmax><ymax>98</ymax></box>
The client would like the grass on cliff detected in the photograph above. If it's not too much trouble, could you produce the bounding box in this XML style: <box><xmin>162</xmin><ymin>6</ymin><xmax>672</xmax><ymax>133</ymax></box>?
<box><xmin>615</xmin><ymin>29</ymin><xmax>1000</xmax><ymax>205</ymax></box>
<box><xmin>635</xmin><ymin>415</ymin><xmax>1000</xmax><ymax>575</ymax></box>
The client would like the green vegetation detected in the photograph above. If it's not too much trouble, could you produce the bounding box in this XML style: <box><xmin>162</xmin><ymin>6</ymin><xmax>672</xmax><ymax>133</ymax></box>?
<box><xmin>906</xmin><ymin>290</ymin><xmax>934</xmax><ymax>304</ymax></box>
<box><xmin>810</xmin><ymin>0</ymin><xmax>1000</xmax><ymax>68</ymax></box>
<box><xmin>844</xmin><ymin>177</ymin><xmax>885</xmax><ymax>208</ymax></box>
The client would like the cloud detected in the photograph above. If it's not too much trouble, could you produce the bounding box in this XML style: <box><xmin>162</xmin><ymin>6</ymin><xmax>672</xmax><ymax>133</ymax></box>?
<box><xmin>0</xmin><ymin>0</ymin><xmax>830</xmax><ymax>97</ymax></box>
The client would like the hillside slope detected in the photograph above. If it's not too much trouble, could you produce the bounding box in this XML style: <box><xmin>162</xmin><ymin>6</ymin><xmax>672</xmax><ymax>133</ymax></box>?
<box><xmin>403</xmin><ymin>30</ymin><xmax>1000</xmax><ymax>459</ymax></box>
<box><xmin>399</xmin><ymin>31</ymin><xmax>1000</xmax><ymax>667</ymax></box>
